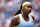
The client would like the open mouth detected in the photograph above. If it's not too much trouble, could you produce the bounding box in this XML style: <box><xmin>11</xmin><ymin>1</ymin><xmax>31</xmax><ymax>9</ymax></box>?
<box><xmin>28</xmin><ymin>10</ymin><xmax>31</xmax><ymax>13</ymax></box>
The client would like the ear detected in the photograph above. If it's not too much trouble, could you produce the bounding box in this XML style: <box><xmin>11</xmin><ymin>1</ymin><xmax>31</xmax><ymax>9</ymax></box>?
<box><xmin>22</xmin><ymin>7</ymin><xmax>23</xmax><ymax>9</ymax></box>
<box><xmin>22</xmin><ymin>7</ymin><xmax>24</xmax><ymax>10</ymax></box>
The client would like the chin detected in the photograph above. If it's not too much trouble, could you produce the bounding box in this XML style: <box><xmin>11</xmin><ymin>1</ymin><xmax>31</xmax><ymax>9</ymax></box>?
<box><xmin>27</xmin><ymin>12</ymin><xmax>31</xmax><ymax>14</ymax></box>
<box><xmin>26</xmin><ymin>12</ymin><xmax>29</xmax><ymax>14</ymax></box>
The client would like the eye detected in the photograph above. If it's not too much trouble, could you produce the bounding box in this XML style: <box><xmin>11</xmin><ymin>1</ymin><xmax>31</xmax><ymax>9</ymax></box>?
<box><xmin>31</xmin><ymin>7</ymin><xmax>32</xmax><ymax>9</ymax></box>
<box><xmin>27</xmin><ymin>6</ymin><xmax>29</xmax><ymax>8</ymax></box>
<box><xmin>27</xmin><ymin>6</ymin><xmax>32</xmax><ymax>9</ymax></box>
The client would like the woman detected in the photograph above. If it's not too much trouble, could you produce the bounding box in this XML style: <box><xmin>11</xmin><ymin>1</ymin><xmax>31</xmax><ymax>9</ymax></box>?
<box><xmin>9</xmin><ymin>1</ymin><xmax>34</xmax><ymax>27</ymax></box>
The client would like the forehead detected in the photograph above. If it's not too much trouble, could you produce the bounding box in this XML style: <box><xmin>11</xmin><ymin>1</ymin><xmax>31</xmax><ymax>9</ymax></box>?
<box><xmin>25</xmin><ymin>4</ymin><xmax>32</xmax><ymax>7</ymax></box>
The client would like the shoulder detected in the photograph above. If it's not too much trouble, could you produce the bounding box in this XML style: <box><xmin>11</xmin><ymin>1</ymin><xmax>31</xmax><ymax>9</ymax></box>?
<box><xmin>30</xmin><ymin>15</ymin><xmax>34</xmax><ymax>20</ymax></box>
<box><xmin>12</xmin><ymin>14</ymin><xmax>21</xmax><ymax>21</ymax></box>
<box><xmin>10</xmin><ymin>15</ymin><xmax>20</xmax><ymax>26</ymax></box>
<box><xmin>12</xmin><ymin>15</ymin><xmax>19</xmax><ymax>20</ymax></box>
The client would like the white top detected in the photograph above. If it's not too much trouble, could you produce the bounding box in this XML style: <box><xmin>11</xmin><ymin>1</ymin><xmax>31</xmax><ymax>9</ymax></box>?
<box><xmin>15</xmin><ymin>14</ymin><xmax>33</xmax><ymax>27</ymax></box>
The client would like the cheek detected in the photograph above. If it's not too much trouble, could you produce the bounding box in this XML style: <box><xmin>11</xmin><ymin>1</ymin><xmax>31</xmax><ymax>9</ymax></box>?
<box><xmin>29</xmin><ymin>10</ymin><xmax>31</xmax><ymax>13</ymax></box>
<box><xmin>23</xmin><ymin>8</ymin><xmax>28</xmax><ymax>13</ymax></box>
<box><xmin>24</xmin><ymin>7</ymin><xmax>28</xmax><ymax>11</ymax></box>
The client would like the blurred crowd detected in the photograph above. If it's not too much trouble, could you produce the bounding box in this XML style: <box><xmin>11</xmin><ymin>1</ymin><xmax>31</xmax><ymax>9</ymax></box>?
<box><xmin>0</xmin><ymin>0</ymin><xmax>40</xmax><ymax>27</ymax></box>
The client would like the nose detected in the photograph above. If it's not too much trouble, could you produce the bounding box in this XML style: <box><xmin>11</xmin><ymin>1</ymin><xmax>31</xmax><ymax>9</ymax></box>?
<box><xmin>29</xmin><ymin>8</ymin><xmax>31</xmax><ymax>10</ymax></box>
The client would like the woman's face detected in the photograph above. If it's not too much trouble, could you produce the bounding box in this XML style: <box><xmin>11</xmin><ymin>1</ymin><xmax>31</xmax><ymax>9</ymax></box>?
<box><xmin>22</xmin><ymin>4</ymin><xmax>32</xmax><ymax>14</ymax></box>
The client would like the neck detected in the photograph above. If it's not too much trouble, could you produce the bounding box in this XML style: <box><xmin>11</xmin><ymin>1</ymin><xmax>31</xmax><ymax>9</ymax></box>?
<box><xmin>22</xmin><ymin>12</ymin><xmax>28</xmax><ymax>18</ymax></box>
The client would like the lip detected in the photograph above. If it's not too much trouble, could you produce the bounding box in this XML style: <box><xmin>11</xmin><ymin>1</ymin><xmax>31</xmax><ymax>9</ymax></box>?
<box><xmin>28</xmin><ymin>10</ymin><xmax>31</xmax><ymax>13</ymax></box>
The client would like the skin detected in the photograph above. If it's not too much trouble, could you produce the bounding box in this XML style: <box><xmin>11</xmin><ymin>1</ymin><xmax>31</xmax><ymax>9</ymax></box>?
<box><xmin>9</xmin><ymin>3</ymin><xmax>34</xmax><ymax>27</ymax></box>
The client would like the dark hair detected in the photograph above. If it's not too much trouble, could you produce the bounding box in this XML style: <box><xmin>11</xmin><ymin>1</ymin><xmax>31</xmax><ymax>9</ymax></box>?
<box><xmin>20</xmin><ymin>4</ymin><xmax>22</xmax><ymax>9</ymax></box>
<box><xmin>14</xmin><ymin>4</ymin><xmax>22</xmax><ymax>15</ymax></box>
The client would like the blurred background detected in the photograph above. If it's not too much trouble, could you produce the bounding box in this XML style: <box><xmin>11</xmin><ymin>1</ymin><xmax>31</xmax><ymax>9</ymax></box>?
<box><xmin>0</xmin><ymin>0</ymin><xmax>40</xmax><ymax>27</ymax></box>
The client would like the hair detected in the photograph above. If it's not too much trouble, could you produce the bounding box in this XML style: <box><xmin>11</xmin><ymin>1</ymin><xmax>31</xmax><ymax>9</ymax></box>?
<box><xmin>14</xmin><ymin>4</ymin><xmax>22</xmax><ymax>15</ymax></box>
<box><xmin>20</xmin><ymin>4</ymin><xmax>22</xmax><ymax>9</ymax></box>
<box><xmin>15</xmin><ymin>1</ymin><xmax>31</xmax><ymax>15</ymax></box>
